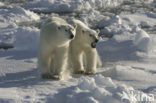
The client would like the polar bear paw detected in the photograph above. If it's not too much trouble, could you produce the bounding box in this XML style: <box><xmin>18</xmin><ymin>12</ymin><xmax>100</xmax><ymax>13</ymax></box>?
<box><xmin>41</xmin><ymin>73</ymin><xmax>53</xmax><ymax>79</ymax></box>
<box><xmin>41</xmin><ymin>73</ymin><xmax>61</xmax><ymax>80</ymax></box>
<box><xmin>74</xmin><ymin>69</ymin><xmax>85</xmax><ymax>74</ymax></box>
<box><xmin>85</xmin><ymin>70</ymin><xmax>96</xmax><ymax>75</ymax></box>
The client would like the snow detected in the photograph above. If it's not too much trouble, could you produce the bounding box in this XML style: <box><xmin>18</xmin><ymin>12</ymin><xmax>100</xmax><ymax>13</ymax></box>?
<box><xmin>0</xmin><ymin>0</ymin><xmax>156</xmax><ymax>103</ymax></box>
<box><xmin>14</xmin><ymin>27</ymin><xmax>39</xmax><ymax>51</ymax></box>
<box><xmin>26</xmin><ymin>0</ymin><xmax>123</xmax><ymax>13</ymax></box>
<box><xmin>96</xmin><ymin>12</ymin><xmax>156</xmax><ymax>61</ymax></box>
<box><xmin>0</xmin><ymin>6</ymin><xmax>39</xmax><ymax>23</ymax></box>
<box><xmin>120</xmin><ymin>13</ymin><xmax>156</xmax><ymax>27</ymax></box>
<box><xmin>0</xmin><ymin>25</ymin><xmax>40</xmax><ymax>51</ymax></box>
<box><xmin>134</xmin><ymin>0</ymin><xmax>154</xmax><ymax>4</ymax></box>
<box><xmin>1</xmin><ymin>55</ymin><xmax>155</xmax><ymax>103</ymax></box>
<box><xmin>78</xmin><ymin>9</ymin><xmax>110</xmax><ymax>27</ymax></box>
<box><xmin>47</xmin><ymin>75</ymin><xmax>131</xmax><ymax>103</ymax></box>
<box><xmin>0</xmin><ymin>5</ymin><xmax>40</xmax><ymax>50</ymax></box>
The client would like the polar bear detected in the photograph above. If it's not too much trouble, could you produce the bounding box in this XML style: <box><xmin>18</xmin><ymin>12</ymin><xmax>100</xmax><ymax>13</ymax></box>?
<box><xmin>38</xmin><ymin>17</ymin><xmax>77</xmax><ymax>79</ymax></box>
<box><xmin>68</xmin><ymin>19</ymin><xmax>102</xmax><ymax>75</ymax></box>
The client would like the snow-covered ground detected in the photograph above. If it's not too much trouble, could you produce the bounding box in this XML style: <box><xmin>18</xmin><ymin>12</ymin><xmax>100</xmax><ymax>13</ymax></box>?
<box><xmin>0</xmin><ymin>0</ymin><xmax>156</xmax><ymax>103</ymax></box>
<box><xmin>25</xmin><ymin>0</ymin><xmax>123</xmax><ymax>13</ymax></box>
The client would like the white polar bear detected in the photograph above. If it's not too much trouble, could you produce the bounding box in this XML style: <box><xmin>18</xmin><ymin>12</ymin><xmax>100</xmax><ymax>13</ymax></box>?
<box><xmin>68</xmin><ymin>19</ymin><xmax>102</xmax><ymax>74</ymax></box>
<box><xmin>38</xmin><ymin>17</ymin><xmax>77</xmax><ymax>79</ymax></box>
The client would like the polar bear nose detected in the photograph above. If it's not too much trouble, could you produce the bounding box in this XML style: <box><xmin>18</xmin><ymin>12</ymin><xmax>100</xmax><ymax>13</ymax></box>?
<box><xmin>95</xmin><ymin>39</ymin><xmax>99</xmax><ymax>43</ymax></box>
<box><xmin>70</xmin><ymin>35</ymin><xmax>74</xmax><ymax>39</ymax></box>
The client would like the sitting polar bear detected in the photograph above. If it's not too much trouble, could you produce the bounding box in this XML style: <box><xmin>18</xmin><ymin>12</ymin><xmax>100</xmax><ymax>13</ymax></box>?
<box><xmin>38</xmin><ymin>17</ymin><xmax>77</xmax><ymax>79</ymax></box>
<box><xmin>68</xmin><ymin>19</ymin><xmax>102</xmax><ymax>74</ymax></box>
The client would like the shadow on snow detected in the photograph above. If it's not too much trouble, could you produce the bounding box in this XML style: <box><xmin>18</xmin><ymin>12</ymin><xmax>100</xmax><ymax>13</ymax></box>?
<box><xmin>0</xmin><ymin>50</ymin><xmax>37</xmax><ymax>60</ymax></box>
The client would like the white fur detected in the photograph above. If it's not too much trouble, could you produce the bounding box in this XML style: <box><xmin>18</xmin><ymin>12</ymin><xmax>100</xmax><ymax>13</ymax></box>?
<box><xmin>69</xmin><ymin>19</ymin><xmax>102</xmax><ymax>74</ymax></box>
<box><xmin>38</xmin><ymin>17</ymin><xmax>76</xmax><ymax>79</ymax></box>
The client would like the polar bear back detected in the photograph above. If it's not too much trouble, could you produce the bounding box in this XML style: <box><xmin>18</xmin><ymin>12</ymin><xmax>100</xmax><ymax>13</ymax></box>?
<box><xmin>42</xmin><ymin>17</ymin><xmax>67</xmax><ymax>27</ymax></box>
<box><xmin>70</xmin><ymin>19</ymin><xmax>89</xmax><ymax>31</ymax></box>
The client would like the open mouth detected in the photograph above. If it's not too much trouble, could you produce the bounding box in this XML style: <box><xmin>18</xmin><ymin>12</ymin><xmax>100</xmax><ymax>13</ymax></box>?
<box><xmin>69</xmin><ymin>33</ymin><xmax>74</xmax><ymax>39</ymax></box>
<box><xmin>91</xmin><ymin>42</ymin><xmax>96</xmax><ymax>48</ymax></box>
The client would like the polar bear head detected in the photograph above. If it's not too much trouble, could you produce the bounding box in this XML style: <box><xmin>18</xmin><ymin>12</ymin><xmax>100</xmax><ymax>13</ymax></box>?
<box><xmin>41</xmin><ymin>17</ymin><xmax>77</xmax><ymax>46</ymax></box>
<box><xmin>57</xmin><ymin>24</ymin><xmax>77</xmax><ymax>41</ymax></box>
<box><xmin>82</xmin><ymin>29</ymin><xmax>100</xmax><ymax>48</ymax></box>
<box><xmin>68</xmin><ymin>19</ymin><xmax>100</xmax><ymax>48</ymax></box>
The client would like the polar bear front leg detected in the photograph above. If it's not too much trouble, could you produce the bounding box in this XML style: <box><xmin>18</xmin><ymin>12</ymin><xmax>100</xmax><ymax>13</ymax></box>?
<box><xmin>85</xmin><ymin>49</ymin><xmax>97</xmax><ymax>74</ymax></box>
<box><xmin>53</xmin><ymin>47</ymin><xmax>68</xmax><ymax>79</ymax></box>
<box><xmin>71</xmin><ymin>50</ymin><xmax>84</xmax><ymax>74</ymax></box>
<box><xmin>38</xmin><ymin>53</ymin><xmax>52</xmax><ymax>78</ymax></box>
<box><xmin>97</xmin><ymin>52</ymin><xmax>102</xmax><ymax>68</ymax></box>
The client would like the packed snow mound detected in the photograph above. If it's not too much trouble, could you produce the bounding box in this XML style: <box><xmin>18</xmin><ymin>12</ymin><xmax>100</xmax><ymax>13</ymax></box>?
<box><xmin>46</xmin><ymin>74</ymin><xmax>153</xmax><ymax>103</ymax></box>
<box><xmin>133</xmin><ymin>0</ymin><xmax>154</xmax><ymax>4</ymax></box>
<box><xmin>0</xmin><ymin>23</ymin><xmax>39</xmax><ymax>51</ymax></box>
<box><xmin>96</xmin><ymin>15</ymin><xmax>150</xmax><ymax>61</ymax></box>
<box><xmin>113</xmin><ymin>65</ymin><xmax>156</xmax><ymax>83</ymax></box>
<box><xmin>0</xmin><ymin>24</ymin><xmax>40</xmax><ymax>51</ymax></box>
<box><xmin>0</xmin><ymin>6</ymin><xmax>40</xmax><ymax>50</ymax></box>
<box><xmin>26</xmin><ymin>0</ymin><xmax>123</xmax><ymax>13</ymax></box>
<box><xmin>79</xmin><ymin>9</ymin><xmax>110</xmax><ymax>27</ymax></box>
<box><xmin>0</xmin><ymin>6</ymin><xmax>39</xmax><ymax>23</ymax></box>
<box><xmin>0</xmin><ymin>23</ymin><xmax>17</xmax><ymax>46</ymax></box>
<box><xmin>120</xmin><ymin>13</ymin><xmax>156</xmax><ymax>28</ymax></box>
<box><xmin>0</xmin><ymin>20</ymin><xmax>40</xmax><ymax>50</ymax></box>
<box><xmin>14</xmin><ymin>27</ymin><xmax>40</xmax><ymax>51</ymax></box>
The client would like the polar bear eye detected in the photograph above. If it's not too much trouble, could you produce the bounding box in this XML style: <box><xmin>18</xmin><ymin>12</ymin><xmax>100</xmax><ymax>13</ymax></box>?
<box><xmin>89</xmin><ymin>34</ymin><xmax>93</xmax><ymax>37</ymax></box>
<box><xmin>82</xmin><ymin>30</ymin><xmax>85</xmax><ymax>34</ymax></box>
<box><xmin>65</xmin><ymin>29</ymin><xmax>68</xmax><ymax>32</ymax></box>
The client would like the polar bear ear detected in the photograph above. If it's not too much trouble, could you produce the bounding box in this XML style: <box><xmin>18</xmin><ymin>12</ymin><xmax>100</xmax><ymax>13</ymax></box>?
<box><xmin>82</xmin><ymin>30</ymin><xmax>85</xmax><ymax>34</ymax></box>
<box><xmin>96</xmin><ymin>29</ymin><xmax>100</xmax><ymax>34</ymax></box>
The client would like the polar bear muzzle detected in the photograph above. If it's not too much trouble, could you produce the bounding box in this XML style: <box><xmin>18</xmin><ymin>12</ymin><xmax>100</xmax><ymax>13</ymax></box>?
<box><xmin>68</xmin><ymin>29</ymin><xmax>75</xmax><ymax>39</ymax></box>
<box><xmin>70</xmin><ymin>34</ymin><xmax>74</xmax><ymax>39</ymax></box>
<box><xmin>91</xmin><ymin>38</ymin><xmax>99</xmax><ymax>48</ymax></box>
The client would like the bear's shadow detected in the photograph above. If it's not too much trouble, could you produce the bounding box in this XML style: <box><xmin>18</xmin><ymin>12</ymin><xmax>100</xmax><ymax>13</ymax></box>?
<box><xmin>0</xmin><ymin>50</ymin><xmax>44</xmax><ymax>87</ymax></box>
<box><xmin>0</xmin><ymin>50</ymin><xmax>37</xmax><ymax>60</ymax></box>
<box><xmin>0</xmin><ymin>68</ymin><xmax>43</xmax><ymax>88</ymax></box>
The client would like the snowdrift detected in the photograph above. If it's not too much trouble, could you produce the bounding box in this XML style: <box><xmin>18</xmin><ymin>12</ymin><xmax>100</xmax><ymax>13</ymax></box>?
<box><xmin>0</xmin><ymin>6</ymin><xmax>39</xmax><ymax>23</ymax></box>
<box><xmin>1</xmin><ymin>4</ymin><xmax>156</xmax><ymax>61</ymax></box>
<box><xmin>0</xmin><ymin>1</ymin><xmax>156</xmax><ymax>103</ymax></box>
<box><xmin>14</xmin><ymin>27</ymin><xmax>39</xmax><ymax>50</ymax></box>
<box><xmin>26</xmin><ymin>0</ymin><xmax>123</xmax><ymax>13</ymax></box>
<box><xmin>0</xmin><ymin>5</ymin><xmax>40</xmax><ymax>51</ymax></box>
<box><xmin>96</xmin><ymin>14</ymin><xmax>154</xmax><ymax>61</ymax></box>
<box><xmin>46</xmin><ymin>74</ymin><xmax>153</xmax><ymax>103</ymax></box>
